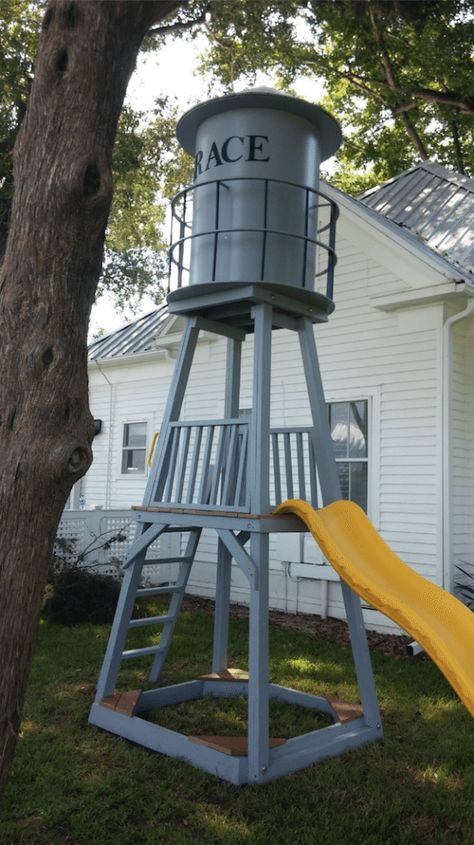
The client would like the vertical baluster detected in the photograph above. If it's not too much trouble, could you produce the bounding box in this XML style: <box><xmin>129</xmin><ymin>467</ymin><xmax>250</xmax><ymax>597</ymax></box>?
<box><xmin>272</xmin><ymin>432</ymin><xmax>282</xmax><ymax>505</ymax></box>
<box><xmin>222</xmin><ymin>424</ymin><xmax>238</xmax><ymax>506</ymax></box>
<box><xmin>187</xmin><ymin>426</ymin><xmax>202</xmax><ymax>504</ymax></box>
<box><xmin>327</xmin><ymin>199</ymin><xmax>338</xmax><ymax>300</ymax></box>
<box><xmin>199</xmin><ymin>425</ymin><xmax>215</xmax><ymax>503</ymax></box>
<box><xmin>309</xmin><ymin>433</ymin><xmax>318</xmax><ymax>508</ymax></box>
<box><xmin>212</xmin><ymin>181</ymin><xmax>220</xmax><ymax>281</ymax></box>
<box><xmin>260</xmin><ymin>179</ymin><xmax>269</xmax><ymax>280</ymax></box>
<box><xmin>234</xmin><ymin>425</ymin><xmax>248</xmax><ymax>508</ymax></box>
<box><xmin>179</xmin><ymin>191</ymin><xmax>187</xmax><ymax>289</ymax></box>
<box><xmin>296</xmin><ymin>431</ymin><xmax>306</xmax><ymax>500</ymax></box>
<box><xmin>210</xmin><ymin>425</ymin><xmax>227</xmax><ymax>505</ymax></box>
<box><xmin>164</xmin><ymin>426</ymin><xmax>181</xmax><ymax>502</ymax></box>
<box><xmin>302</xmin><ymin>187</ymin><xmax>309</xmax><ymax>288</ymax></box>
<box><xmin>284</xmin><ymin>431</ymin><xmax>294</xmax><ymax>499</ymax></box>
<box><xmin>176</xmin><ymin>425</ymin><xmax>191</xmax><ymax>502</ymax></box>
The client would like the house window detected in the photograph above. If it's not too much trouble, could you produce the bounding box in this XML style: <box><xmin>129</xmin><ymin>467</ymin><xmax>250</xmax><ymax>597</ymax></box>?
<box><xmin>122</xmin><ymin>422</ymin><xmax>147</xmax><ymax>474</ymax></box>
<box><xmin>328</xmin><ymin>400</ymin><xmax>368</xmax><ymax>511</ymax></box>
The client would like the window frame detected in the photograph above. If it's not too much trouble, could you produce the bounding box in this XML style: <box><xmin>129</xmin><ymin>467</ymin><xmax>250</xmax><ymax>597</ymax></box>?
<box><xmin>120</xmin><ymin>420</ymin><xmax>149</xmax><ymax>477</ymax></box>
<box><xmin>325</xmin><ymin>387</ymin><xmax>380</xmax><ymax>528</ymax></box>
<box><xmin>328</xmin><ymin>399</ymin><xmax>369</xmax><ymax>512</ymax></box>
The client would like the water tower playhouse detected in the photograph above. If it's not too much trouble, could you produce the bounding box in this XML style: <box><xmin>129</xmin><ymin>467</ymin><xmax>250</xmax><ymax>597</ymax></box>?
<box><xmin>89</xmin><ymin>88</ymin><xmax>474</xmax><ymax>784</ymax></box>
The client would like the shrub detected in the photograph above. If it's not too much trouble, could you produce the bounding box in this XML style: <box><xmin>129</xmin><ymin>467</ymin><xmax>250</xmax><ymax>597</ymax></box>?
<box><xmin>43</xmin><ymin>530</ymin><xmax>127</xmax><ymax>625</ymax></box>
<box><xmin>42</xmin><ymin>567</ymin><xmax>121</xmax><ymax>625</ymax></box>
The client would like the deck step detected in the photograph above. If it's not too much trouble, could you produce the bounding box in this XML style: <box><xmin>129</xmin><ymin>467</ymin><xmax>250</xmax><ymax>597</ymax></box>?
<box><xmin>100</xmin><ymin>689</ymin><xmax>141</xmax><ymax>716</ymax></box>
<box><xmin>199</xmin><ymin>668</ymin><xmax>249</xmax><ymax>682</ymax></box>
<box><xmin>326</xmin><ymin>695</ymin><xmax>363</xmax><ymax>723</ymax></box>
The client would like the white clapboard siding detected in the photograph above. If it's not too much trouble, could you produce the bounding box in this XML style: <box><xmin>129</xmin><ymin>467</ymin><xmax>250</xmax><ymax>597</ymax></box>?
<box><xmin>87</xmin><ymin>384</ymin><xmax>113</xmax><ymax>508</ymax></box>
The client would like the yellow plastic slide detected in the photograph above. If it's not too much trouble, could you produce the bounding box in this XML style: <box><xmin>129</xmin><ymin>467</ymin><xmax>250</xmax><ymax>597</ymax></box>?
<box><xmin>275</xmin><ymin>499</ymin><xmax>474</xmax><ymax>718</ymax></box>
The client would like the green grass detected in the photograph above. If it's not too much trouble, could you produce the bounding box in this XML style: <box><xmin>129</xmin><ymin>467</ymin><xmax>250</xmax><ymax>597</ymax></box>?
<box><xmin>1</xmin><ymin>604</ymin><xmax>473</xmax><ymax>845</ymax></box>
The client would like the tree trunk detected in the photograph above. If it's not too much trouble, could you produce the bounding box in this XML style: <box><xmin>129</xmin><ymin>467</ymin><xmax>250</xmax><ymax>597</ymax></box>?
<box><xmin>0</xmin><ymin>0</ymin><xmax>179</xmax><ymax>799</ymax></box>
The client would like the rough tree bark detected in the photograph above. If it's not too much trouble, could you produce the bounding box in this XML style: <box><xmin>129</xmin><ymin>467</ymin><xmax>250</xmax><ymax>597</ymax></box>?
<box><xmin>0</xmin><ymin>0</ymin><xmax>180</xmax><ymax>799</ymax></box>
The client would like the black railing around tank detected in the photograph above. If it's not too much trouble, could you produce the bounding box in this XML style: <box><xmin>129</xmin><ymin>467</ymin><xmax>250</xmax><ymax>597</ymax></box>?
<box><xmin>168</xmin><ymin>176</ymin><xmax>339</xmax><ymax>299</ymax></box>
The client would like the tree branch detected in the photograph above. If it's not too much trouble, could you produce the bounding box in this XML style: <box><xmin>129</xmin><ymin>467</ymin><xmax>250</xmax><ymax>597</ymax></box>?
<box><xmin>148</xmin><ymin>3</ymin><xmax>210</xmax><ymax>38</ymax></box>
<box><xmin>367</xmin><ymin>3</ymin><xmax>398</xmax><ymax>91</ymax></box>
<box><xmin>366</xmin><ymin>2</ymin><xmax>428</xmax><ymax>159</ymax></box>
<box><xmin>393</xmin><ymin>89</ymin><xmax>474</xmax><ymax>116</ymax></box>
<box><xmin>410</xmin><ymin>88</ymin><xmax>474</xmax><ymax>115</ymax></box>
<box><xmin>399</xmin><ymin>112</ymin><xmax>429</xmax><ymax>159</ymax></box>
<box><xmin>303</xmin><ymin>56</ymin><xmax>388</xmax><ymax>105</ymax></box>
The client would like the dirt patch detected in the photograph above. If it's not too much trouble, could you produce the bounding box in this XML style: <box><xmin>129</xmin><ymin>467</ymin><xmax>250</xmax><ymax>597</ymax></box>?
<box><xmin>181</xmin><ymin>595</ymin><xmax>421</xmax><ymax>660</ymax></box>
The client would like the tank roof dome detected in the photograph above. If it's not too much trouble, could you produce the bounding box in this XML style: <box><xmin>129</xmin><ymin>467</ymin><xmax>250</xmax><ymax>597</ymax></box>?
<box><xmin>177</xmin><ymin>88</ymin><xmax>341</xmax><ymax>161</ymax></box>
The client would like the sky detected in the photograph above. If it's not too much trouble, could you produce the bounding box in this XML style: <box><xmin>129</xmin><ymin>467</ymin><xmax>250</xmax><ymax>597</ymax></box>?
<box><xmin>89</xmin><ymin>31</ymin><xmax>327</xmax><ymax>338</ymax></box>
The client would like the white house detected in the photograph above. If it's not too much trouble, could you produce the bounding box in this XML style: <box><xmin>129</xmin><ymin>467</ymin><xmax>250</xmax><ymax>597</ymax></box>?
<box><xmin>69</xmin><ymin>161</ymin><xmax>474</xmax><ymax>632</ymax></box>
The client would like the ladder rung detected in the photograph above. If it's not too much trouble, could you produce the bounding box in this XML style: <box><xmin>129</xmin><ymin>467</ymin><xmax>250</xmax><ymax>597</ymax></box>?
<box><xmin>121</xmin><ymin>644</ymin><xmax>166</xmax><ymax>661</ymax></box>
<box><xmin>143</xmin><ymin>556</ymin><xmax>194</xmax><ymax>566</ymax></box>
<box><xmin>128</xmin><ymin>614</ymin><xmax>175</xmax><ymax>629</ymax></box>
<box><xmin>136</xmin><ymin>585</ymin><xmax>185</xmax><ymax>598</ymax></box>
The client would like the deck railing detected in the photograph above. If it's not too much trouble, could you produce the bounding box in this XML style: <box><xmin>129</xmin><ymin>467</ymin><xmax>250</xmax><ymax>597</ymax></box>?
<box><xmin>154</xmin><ymin>418</ymin><xmax>250</xmax><ymax>512</ymax></box>
<box><xmin>168</xmin><ymin>176</ymin><xmax>338</xmax><ymax>299</ymax></box>
<box><xmin>270</xmin><ymin>427</ymin><xmax>318</xmax><ymax>508</ymax></box>
<box><xmin>153</xmin><ymin>420</ymin><xmax>319</xmax><ymax>513</ymax></box>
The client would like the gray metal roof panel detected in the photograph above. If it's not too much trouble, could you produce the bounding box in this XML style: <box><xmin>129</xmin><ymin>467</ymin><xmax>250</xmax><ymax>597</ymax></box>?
<box><xmin>360</xmin><ymin>162</ymin><xmax>474</xmax><ymax>279</ymax></box>
<box><xmin>88</xmin><ymin>305</ymin><xmax>170</xmax><ymax>360</ymax></box>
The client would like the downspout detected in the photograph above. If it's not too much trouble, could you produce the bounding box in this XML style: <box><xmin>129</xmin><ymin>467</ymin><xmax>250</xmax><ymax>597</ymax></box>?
<box><xmin>442</xmin><ymin>295</ymin><xmax>474</xmax><ymax>592</ymax></box>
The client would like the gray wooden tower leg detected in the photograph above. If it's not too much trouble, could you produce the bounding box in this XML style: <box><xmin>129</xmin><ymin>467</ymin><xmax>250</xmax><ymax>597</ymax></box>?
<box><xmin>213</xmin><ymin>337</ymin><xmax>241</xmax><ymax>672</ymax></box>
<box><xmin>247</xmin><ymin>304</ymin><xmax>273</xmax><ymax>781</ymax></box>
<box><xmin>298</xmin><ymin>318</ymin><xmax>381</xmax><ymax>728</ymax></box>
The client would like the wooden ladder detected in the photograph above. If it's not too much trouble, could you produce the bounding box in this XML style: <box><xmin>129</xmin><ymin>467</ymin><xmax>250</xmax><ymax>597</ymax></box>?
<box><xmin>94</xmin><ymin>526</ymin><xmax>202</xmax><ymax>702</ymax></box>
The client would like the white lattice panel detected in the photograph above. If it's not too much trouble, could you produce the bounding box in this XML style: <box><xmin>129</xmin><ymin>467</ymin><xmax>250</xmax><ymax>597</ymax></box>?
<box><xmin>59</xmin><ymin>510</ymin><xmax>183</xmax><ymax>585</ymax></box>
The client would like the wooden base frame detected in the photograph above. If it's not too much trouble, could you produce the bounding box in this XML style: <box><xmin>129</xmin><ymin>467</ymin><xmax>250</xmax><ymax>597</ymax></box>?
<box><xmin>89</xmin><ymin>679</ymin><xmax>382</xmax><ymax>785</ymax></box>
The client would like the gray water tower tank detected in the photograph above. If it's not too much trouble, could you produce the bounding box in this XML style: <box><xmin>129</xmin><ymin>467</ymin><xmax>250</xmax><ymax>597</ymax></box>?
<box><xmin>171</xmin><ymin>88</ymin><xmax>341</xmax><ymax>293</ymax></box>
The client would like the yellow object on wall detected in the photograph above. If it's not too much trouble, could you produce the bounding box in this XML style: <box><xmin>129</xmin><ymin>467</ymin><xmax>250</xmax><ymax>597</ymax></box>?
<box><xmin>147</xmin><ymin>431</ymin><xmax>159</xmax><ymax>468</ymax></box>
<box><xmin>275</xmin><ymin>498</ymin><xmax>474</xmax><ymax>718</ymax></box>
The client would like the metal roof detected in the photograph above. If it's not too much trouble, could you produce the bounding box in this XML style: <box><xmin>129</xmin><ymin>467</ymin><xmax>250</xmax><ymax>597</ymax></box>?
<box><xmin>88</xmin><ymin>305</ymin><xmax>172</xmax><ymax>361</ymax></box>
<box><xmin>360</xmin><ymin>161</ymin><xmax>474</xmax><ymax>279</ymax></box>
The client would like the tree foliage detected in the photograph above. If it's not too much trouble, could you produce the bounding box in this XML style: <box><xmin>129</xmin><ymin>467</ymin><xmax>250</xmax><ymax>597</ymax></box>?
<box><xmin>200</xmin><ymin>0</ymin><xmax>474</xmax><ymax>192</ymax></box>
<box><xmin>0</xmin><ymin>2</ymin><xmax>192</xmax><ymax>308</ymax></box>
<box><xmin>0</xmin><ymin>0</ymin><xmax>41</xmax><ymax>251</ymax></box>
<box><xmin>104</xmin><ymin>98</ymin><xmax>190</xmax><ymax>309</ymax></box>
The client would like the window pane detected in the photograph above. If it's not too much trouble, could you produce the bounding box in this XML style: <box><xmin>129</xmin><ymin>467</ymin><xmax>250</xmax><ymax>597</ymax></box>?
<box><xmin>337</xmin><ymin>462</ymin><xmax>350</xmax><ymax>500</ymax></box>
<box><xmin>122</xmin><ymin>449</ymin><xmax>146</xmax><ymax>474</ymax></box>
<box><xmin>124</xmin><ymin>422</ymin><xmax>147</xmax><ymax>448</ymax></box>
<box><xmin>329</xmin><ymin>402</ymin><xmax>349</xmax><ymax>459</ymax></box>
<box><xmin>350</xmin><ymin>463</ymin><xmax>368</xmax><ymax>511</ymax></box>
<box><xmin>349</xmin><ymin>401</ymin><xmax>368</xmax><ymax>458</ymax></box>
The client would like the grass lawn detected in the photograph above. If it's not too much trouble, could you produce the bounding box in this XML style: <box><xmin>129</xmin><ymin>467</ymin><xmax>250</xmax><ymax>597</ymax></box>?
<box><xmin>1</xmin><ymin>602</ymin><xmax>473</xmax><ymax>845</ymax></box>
